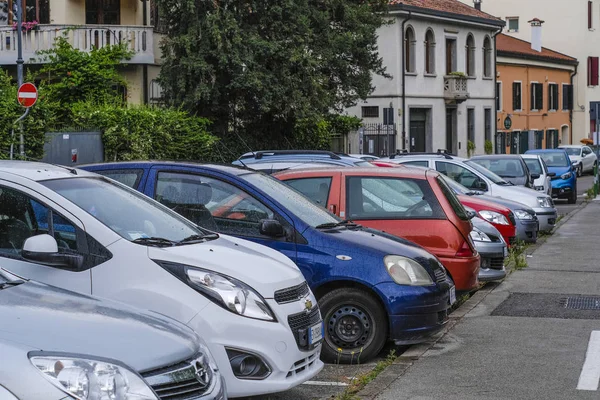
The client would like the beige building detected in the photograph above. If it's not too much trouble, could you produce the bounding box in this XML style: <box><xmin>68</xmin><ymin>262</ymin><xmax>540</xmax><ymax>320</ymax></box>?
<box><xmin>458</xmin><ymin>0</ymin><xmax>600</xmax><ymax>144</ymax></box>
<box><xmin>0</xmin><ymin>0</ymin><xmax>164</xmax><ymax>104</ymax></box>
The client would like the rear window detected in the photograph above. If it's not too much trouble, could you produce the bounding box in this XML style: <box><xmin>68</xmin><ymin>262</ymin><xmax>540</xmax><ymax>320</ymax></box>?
<box><xmin>436</xmin><ymin>176</ymin><xmax>470</xmax><ymax>221</ymax></box>
<box><xmin>346</xmin><ymin>176</ymin><xmax>445</xmax><ymax>220</ymax></box>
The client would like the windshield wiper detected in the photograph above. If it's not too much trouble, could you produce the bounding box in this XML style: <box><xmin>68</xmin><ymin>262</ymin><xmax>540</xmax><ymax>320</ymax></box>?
<box><xmin>176</xmin><ymin>233</ymin><xmax>220</xmax><ymax>246</ymax></box>
<box><xmin>316</xmin><ymin>220</ymin><xmax>360</xmax><ymax>230</ymax></box>
<box><xmin>132</xmin><ymin>237</ymin><xmax>177</xmax><ymax>247</ymax></box>
<box><xmin>0</xmin><ymin>280</ymin><xmax>25</xmax><ymax>290</ymax></box>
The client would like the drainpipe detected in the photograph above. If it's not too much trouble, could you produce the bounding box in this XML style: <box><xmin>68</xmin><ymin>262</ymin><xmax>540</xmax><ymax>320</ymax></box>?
<box><xmin>570</xmin><ymin>63</ymin><xmax>578</xmax><ymax>144</ymax></box>
<box><xmin>492</xmin><ymin>26</ymin><xmax>502</xmax><ymax>153</ymax></box>
<box><xmin>401</xmin><ymin>7</ymin><xmax>412</xmax><ymax>151</ymax></box>
<box><xmin>141</xmin><ymin>0</ymin><xmax>149</xmax><ymax>105</ymax></box>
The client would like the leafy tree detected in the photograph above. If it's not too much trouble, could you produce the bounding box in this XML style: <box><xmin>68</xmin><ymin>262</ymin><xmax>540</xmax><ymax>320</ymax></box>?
<box><xmin>156</xmin><ymin>0</ymin><xmax>389</xmax><ymax>143</ymax></box>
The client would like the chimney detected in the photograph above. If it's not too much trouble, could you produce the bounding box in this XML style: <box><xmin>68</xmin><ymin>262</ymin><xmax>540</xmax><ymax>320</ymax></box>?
<box><xmin>528</xmin><ymin>18</ymin><xmax>545</xmax><ymax>52</ymax></box>
<box><xmin>473</xmin><ymin>0</ymin><xmax>482</xmax><ymax>11</ymax></box>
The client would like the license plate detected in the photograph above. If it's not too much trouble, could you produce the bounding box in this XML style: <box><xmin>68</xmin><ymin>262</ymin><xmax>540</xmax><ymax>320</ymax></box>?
<box><xmin>309</xmin><ymin>322</ymin><xmax>324</xmax><ymax>345</ymax></box>
<box><xmin>449</xmin><ymin>286</ymin><xmax>457</xmax><ymax>305</ymax></box>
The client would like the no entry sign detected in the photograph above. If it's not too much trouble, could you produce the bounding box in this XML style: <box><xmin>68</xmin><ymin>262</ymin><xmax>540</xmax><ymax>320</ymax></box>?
<box><xmin>17</xmin><ymin>82</ymin><xmax>38</xmax><ymax>108</ymax></box>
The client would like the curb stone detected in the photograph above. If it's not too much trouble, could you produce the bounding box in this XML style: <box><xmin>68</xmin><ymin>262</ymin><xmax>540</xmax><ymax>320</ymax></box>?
<box><xmin>349</xmin><ymin>200</ymin><xmax>590</xmax><ymax>400</ymax></box>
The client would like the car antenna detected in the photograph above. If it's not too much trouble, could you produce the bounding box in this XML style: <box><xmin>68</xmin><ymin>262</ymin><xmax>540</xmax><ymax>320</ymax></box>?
<box><xmin>0</xmin><ymin>150</ymin><xmax>78</xmax><ymax>175</ymax></box>
<box><xmin>217</xmin><ymin>140</ymin><xmax>250</xmax><ymax>169</ymax></box>
<box><xmin>232</xmin><ymin>129</ymin><xmax>256</xmax><ymax>168</ymax></box>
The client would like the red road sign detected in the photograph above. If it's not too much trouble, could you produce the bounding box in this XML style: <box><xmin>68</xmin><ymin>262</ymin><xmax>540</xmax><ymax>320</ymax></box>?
<box><xmin>17</xmin><ymin>82</ymin><xmax>38</xmax><ymax>108</ymax></box>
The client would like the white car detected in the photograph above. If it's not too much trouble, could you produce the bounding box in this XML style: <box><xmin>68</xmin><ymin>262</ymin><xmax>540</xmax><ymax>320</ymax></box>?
<box><xmin>559</xmin><ymin>145</ymin><xmax>598</xmax><ymax>176</ymax></box>
<box><xmin>381</xmin><ymin>154</ymin><xmax>558</xmax><ymax>232</ymax></box>
<box><xmin>0</xmin><ymin>161</ymin><xmax>323</xmax><ymax>398</ymax></box>
<box><xmin>522</xmin><ymin>154</ymin><xmax>553</xmax><ymax>196</ymax></box>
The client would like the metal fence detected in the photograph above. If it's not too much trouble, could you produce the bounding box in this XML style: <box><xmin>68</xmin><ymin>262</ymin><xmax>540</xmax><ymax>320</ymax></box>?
<box><xmin>359</xmin><ymin>123</ymin><xmax>397</xmax><ymax>157</ymax></box>
<box><xmin>42</xmin><ymin>131</ymin><xmax>104</xmax><ymax>166</ymax></box>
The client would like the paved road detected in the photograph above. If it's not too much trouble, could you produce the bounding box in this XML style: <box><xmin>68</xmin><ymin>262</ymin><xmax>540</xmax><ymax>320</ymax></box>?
<box><xmin>377</xmin><ymin>201</ymin><xmax>600</xmax><ymax>399</ymax></box>
<box><xmin>554</xmin><ymin>174</ymin><xmax>594</xmax><ymax>217</ymax></box>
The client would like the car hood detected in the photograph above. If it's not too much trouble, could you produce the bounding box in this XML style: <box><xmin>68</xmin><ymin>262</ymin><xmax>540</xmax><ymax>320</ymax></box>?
<box><xmin>0</xmin><ymin>281</ymin><xmax>199</xmax><ymax>372</ymax></box>
<box><xmin>472</xmin><ymin>194</ymin><xmax>534</xmax><ymax>213</ymax></box>
<box><xmin>568</xmin><ymin>155</ymin><xmax>582</xmax><ymax>163</ymax></box>
<box><xmin>501</xmin><ymin>176</ymin><xmax>528</xmax><ymax>186</ymax></box>
<box><xmin>148</xmin><ymin>234</ymin><xmax>305</xmax><ymax>296</ymax></box>
<box><xmin>547</xmin><ymin>165</ymin><xmax>572</xmax><ymax>177</ymax></box>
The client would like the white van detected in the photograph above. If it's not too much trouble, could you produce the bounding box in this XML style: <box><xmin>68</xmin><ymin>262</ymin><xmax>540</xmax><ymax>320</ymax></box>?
<box><xmin>0</xmin><ymin>161</ymin><xmax>323</xmax><ymax>397</ymax></box>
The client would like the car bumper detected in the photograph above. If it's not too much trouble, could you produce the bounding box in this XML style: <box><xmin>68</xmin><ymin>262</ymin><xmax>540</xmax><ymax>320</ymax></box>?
<box><xmin>533</xmin><ymin>207</ymin><xmax>558</xmax><ymax>232</ymax></box>
<box><xmin>374</xmin><ymin>281</ymin><xmax>453</xmax><ymax>345</ymax></box>
<box><xmin>439</xmin><ymin>255</ymin><xmax>480</xmax><ymax>291</ymax></box>
<box><xmin>474</xmin><ymin>241</ymin><xmax>507</xmax><ymax>282</ymax></box>
<box><xmin>551</xmin><ymin>179</ymin><xmax>576</xmax><ymax>198</ymax></box>
<box><xmin>515</xmin><ymin>218</ymin><xmax>539</xmax><ymax>243</ymax></box>
<box><xmin>189</xmin><ymin>301</ymin><xmax>323</xmax><ymax>398</ymax></box>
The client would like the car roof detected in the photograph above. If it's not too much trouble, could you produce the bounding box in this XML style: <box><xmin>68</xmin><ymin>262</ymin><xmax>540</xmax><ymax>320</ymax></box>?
<box><xmin>0</xmin><ymin>161</ymin><xmax>97</xmax><ymax>182</ymax></box>
<box><xmin>559</xmin><ymin>145</ymin><xmax>583</xmax><ymax>148</ymax></box>
<box><xmin>526</xmin><ymin>149</ymin><xmax>567</xmax><ymax>153</ymax></box>
<box><xmin>274</xmin><ymin>166</ymin><xmax>431</xmax><ymax>180</ymax></box>
<box><xmin>521</xmin><ymin>154</ymin><xmax>541</xmax><ymax>159</ymax></box>
<box><xmin>381</xmin><ymin>154</ymin><xmax>468</xmax><ymax>162</ymax></box>
<box><xmin>83</xmin><ymin>160</ymin><xmax>254</xmax><ymax>176</ymax></box>
<box><xmin>470</xmin><ymin>154</ymin><xmax>523</xmax><ymax>160</ymax></box>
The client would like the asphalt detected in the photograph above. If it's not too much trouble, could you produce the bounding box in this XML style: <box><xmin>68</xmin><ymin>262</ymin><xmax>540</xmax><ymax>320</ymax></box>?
<box><xmin>374</xmin><ymin>200</ymin><xmax>600</xmax><ymax>400</ymax></box>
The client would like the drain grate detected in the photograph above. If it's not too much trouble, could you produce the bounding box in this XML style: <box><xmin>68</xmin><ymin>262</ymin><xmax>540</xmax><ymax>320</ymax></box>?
<box><xmin>561</xmin><ymin>296</ymin><xmax>600</xmax><ymax>310</ymax></box>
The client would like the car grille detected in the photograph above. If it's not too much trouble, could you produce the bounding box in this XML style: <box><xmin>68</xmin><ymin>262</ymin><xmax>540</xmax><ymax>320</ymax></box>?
<box><xmin>288</xmin><ymin>306</ymin><xmax>322</xmax><ymax>351</ymax></box>
<box><xmin>490</xmin><ymin>257</ymin><xmax>505</xmax><ymax>270</ymax></box>
<box><xmin>286</xmin><ymin>352</ymin><xmax>320</xmax><ymax>378</ymax></box>
<box><xmin>275</xmin><ymin>281</ymin><xmax>310</xmax><ymax>304</ymax></box>
<box><xmin>434</xmin><ymin>268</ymin><xmax>447</xmax><ymax>283</ymax></box>
<box><xmin>142</xmin><ymin>357</ymin><xmax>211</xmax><ymax>400</ymax></box>
<box><xmin>508</xmin><ymin>211</ymin><xmax>516</xmax><ymax>226</ymax></box>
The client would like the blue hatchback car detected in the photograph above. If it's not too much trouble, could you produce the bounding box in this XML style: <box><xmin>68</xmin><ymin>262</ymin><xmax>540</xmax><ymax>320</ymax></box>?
<box><xmin>82</xmin><ymin>162</ymin><xmax>454</xmax><ymax>363</ymax></box>
<box><xmin>525</xmin><ymin>149</ymin><xmax>577</xmax><ymax>204</ymax></box>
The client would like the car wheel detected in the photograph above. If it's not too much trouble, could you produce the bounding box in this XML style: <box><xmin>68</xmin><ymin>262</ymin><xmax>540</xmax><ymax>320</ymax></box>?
<box><xmin>319</xmin><ymin>288</ymin><xmax>388</xmax><ymax>364</ymax></box>
<box><xmin>577</xmin><ymin>165</ymin><xmax>583</xmax><ymax>177</ymax></box>
<box><xmin>568</xmin><ymin>185</ymin><xmax>577</xmax><ymax>204</ymax></box>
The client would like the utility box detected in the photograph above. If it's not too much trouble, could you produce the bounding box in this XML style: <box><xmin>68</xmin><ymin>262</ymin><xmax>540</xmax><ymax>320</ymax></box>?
<box><xmin>42</xmin><ymin>131</ymin><xmax>103</xmax><ymax>166</ymax></box>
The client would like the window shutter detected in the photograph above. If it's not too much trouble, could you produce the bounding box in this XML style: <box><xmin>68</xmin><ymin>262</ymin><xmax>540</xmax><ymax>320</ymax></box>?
<box><xmin>513</xmin><ymin>82</ymin><xmax>520</xmax><ymax>111</ymax></box>
<box><xmin>589</xmin><ymin>57</ymin><xmax>599</xmax><ymax>86</ymax></box>
<box><xmin>530</xmin><ymin>84</ymin><xmax>535</xmax><ymax>110</ymax></box>
<box><xmin>536</xmin><ymin>84</ymin><xmax>543</xmax><ymax>109</ymax></box>
<box><xmin>589</xmin><ymin>1</ymin><xmax>593</xmax><ymax>29</ymax></box>
<box><xmin>568</xmin><ymin>85</ymin><xmax>574</xmax><ymax>109</ymax></box>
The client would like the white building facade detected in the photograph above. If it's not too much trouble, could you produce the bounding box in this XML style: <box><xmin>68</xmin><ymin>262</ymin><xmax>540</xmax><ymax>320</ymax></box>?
<box><xmin>458</xmin><ymin>0</ymin><xmax>599</xmax><ymax>143</ymax></box>
<box><xmin>346</xmin><ymin>2</ymin><xmax>504</xmax><ymax>157</ymax></box>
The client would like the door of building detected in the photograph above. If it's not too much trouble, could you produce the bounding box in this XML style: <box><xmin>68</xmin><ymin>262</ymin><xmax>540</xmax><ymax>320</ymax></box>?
<box><xmin>519</xmin><ymin>131</ymin><xmax>529</xmax><ymax>153</ymax></box>
<box><xmin>446</xmin><ymin>108</ymin><xmax>457</xmax><ymax>154</ymax></box>
<box><xmin>510</xmin><ymin>131</ymin><xmax>520</xmax><ymax>154</ymax></box>
<box><xmin>86</xmin><ymin>0</ymin><xmax>120</xmax><ymax>25</ymax></box>
<box><xmin>410</xmin><ymin>109</ymin><xmax>427</xmax><ymax>153</ymax></box>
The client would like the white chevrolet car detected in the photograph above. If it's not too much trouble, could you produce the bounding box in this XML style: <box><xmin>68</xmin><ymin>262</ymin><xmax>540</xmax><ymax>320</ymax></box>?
<box><xmin>0</xmin><ymin>161</ymin><xmax>323</xmax><ymax>397</ymax></box>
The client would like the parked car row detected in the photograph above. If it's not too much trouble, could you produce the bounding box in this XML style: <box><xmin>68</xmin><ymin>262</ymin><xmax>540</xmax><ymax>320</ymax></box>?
<box><xmin>0</xmin><ymin>146</ymin><xmax>569</xmax><ymax>398</ymax></box>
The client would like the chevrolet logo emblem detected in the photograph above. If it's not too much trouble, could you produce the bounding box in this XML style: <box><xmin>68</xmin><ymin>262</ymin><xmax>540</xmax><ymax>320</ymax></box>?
<box><xmin>304</xmin><ymin>299</ymin><xmax>313</xmax><ymax>312</ymax></box>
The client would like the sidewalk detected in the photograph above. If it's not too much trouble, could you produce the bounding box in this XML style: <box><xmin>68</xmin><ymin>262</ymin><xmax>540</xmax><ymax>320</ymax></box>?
<box><xmin>374</xmin><ymin>202</ymin><xmax>600</xmax><ymax>400</ymax></box>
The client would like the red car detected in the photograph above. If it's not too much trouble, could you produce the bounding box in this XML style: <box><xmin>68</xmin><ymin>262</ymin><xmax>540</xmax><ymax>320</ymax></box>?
<box><xmin>457</xmin><ymin>194</ymin><xmax>516</xmax><ymax>247</ymax></box>
<box><xmin>275</xmin><ymin>168</ymin><xmax>481</xmax><ymax>291</ymax></box>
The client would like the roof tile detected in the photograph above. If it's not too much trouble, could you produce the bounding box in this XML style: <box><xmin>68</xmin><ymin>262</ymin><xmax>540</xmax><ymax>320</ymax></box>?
<box><xmin>390</xmin><ymin>0</ymin><xmax>501</xmax><ymax>21</ymax></box>
<box><xmin>497</xmin><ymin>34</ymin><xmax>577</xmax><ymax>63</ymax></box>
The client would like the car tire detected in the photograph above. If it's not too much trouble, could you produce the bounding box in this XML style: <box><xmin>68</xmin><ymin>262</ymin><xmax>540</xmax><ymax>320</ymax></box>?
<box><xmin>319</xmin><ymin>288</ymin><xmax>388</xmax><ymax>364</ymax></box>
<box><xmin>568</xmin><ymin>184</ymin><xmax>577</xmax><ymax>204</ymax></box>
<box><xmin>577</xmin><ymin>165</ymin><xmax>583</xmax><ymax>177</ymax></box>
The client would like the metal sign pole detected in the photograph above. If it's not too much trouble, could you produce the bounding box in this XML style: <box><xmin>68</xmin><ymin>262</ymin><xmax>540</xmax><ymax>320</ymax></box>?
<box><xmin>9</xmin><ymin>108</ymin><xmax>30</xmax><ymax>160</ymax></box>
<box><xmin>16</xmin><ymin>1</ymin><xmax>26</xmax><ymax>157</ymax></box>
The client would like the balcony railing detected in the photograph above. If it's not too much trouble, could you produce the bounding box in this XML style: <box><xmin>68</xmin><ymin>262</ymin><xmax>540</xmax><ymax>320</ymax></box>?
<box><xmin>443</xmin><ymin>75</ymin><xmax>469</xmax><ymax>104</ymax></box>
<box><xmin>0</xmin><ymin>25</ymin><xmax>154</xmax><ymax>65</ymax></box>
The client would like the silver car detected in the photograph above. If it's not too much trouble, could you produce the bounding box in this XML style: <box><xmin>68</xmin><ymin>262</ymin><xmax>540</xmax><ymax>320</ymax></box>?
<box><xmin>466</xmin><ymin>211</ymin><xmax>508</xmax><ymax>282</ymax></box>
<box><xmin>0</xmin><ymin>268</ymin><xmax>225</xmax><ymax>400</ymax></box>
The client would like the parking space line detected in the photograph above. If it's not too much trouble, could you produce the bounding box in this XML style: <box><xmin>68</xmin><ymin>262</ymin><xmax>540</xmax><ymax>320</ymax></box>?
<box><xmin>302</xmin><ymin>381</ymin><xmax>349</xmax><ymax>386</ymax></box>
<box><xmin>577</xmin><ymin>331</ymin><xmax>600</xmax><ymax>391</ymax></box>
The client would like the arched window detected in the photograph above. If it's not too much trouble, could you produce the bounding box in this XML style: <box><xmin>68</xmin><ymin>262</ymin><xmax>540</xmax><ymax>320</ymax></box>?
<box><xmin>466</xmin><ymin>34</ymin><xmax>475</xmax><ymax>77</ymax></box>
<box><xmin>405</xmin><ymin>26</ymin><xmax>416</xmax><ymax>73</ymax></box>
<box><xmin>483</xmin><ymin>36</ymin><xmax>492</xmax><ymax>78</ymax></box>
<box><xmin>424</xmin><ymin>29</ymin><xmax>436</xmax><ymax>74</ymax></box>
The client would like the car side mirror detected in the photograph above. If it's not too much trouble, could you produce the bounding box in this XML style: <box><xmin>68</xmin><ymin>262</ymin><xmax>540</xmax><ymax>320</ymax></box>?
<box><xmin>466</xmin><ymin>210</ymin><xmax>477</xmax><ymax>220</ymax></box>
<box><xmin>531</xmin><ymin>173</ymin><xmax>541</xmax><ymax>180</ymax></box>
<box><xmin>548</xmin><ymin>172</ymin><xmax>556</xmax><ymax>177</ymax></box>
<box><xmin>473</xmin><ymin>180</ymin><xmax>488</xmax><ymax>191</ymax></box>
<box><xmin>21</xmin><ymin>234</ymin><xmax>84</xmax><ymax>271</ymax></box>
<box><xmin>259</xmin><ymin>219</ymin><xmax>286</xmax><ymax>238</ymax></box>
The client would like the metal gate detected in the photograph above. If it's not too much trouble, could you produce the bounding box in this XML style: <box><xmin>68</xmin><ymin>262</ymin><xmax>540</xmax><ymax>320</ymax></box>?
<box><xmin>361</xmin><ymin>123</ymin><xmax>397</xmax><ymax>157</ymax></box>
<box><xmin>42</xmin><ymin>131</ymin><xmax>104</xmax><ymax>166</ymax></box>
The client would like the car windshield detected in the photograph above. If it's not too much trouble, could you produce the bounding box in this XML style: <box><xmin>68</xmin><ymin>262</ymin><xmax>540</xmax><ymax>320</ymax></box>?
<box><xmin>41</xmin><ymin>177</ymin><xmax>205</xmax><ymax>242</ymax></box>
<box><xmin>524</xmin><ymin>158</ymin><xmax>543</xmax><ymax>175</ymax></box>
<box><xmin>534</xmin><ymin>152</ymin><xmax>571</xmax><ymax>167</ymax></box>
<box><xmin>241</xmin><ymin>172</ymin><xmax>341</xmax><ymax>228</ymax></box>
<box><xmin>469</xmin><ymin>158</ymin><xmax>525</xmax><ymax>178</ymax></box>
<box><xmin>464</xmin><ymin>161</ymin><xmax>509</xmax><ymax>184</ymax></box>
<box><xmin>562</xmin><ymin>148</ymin><xmax>582</xmax><ymax>156</ymax></box>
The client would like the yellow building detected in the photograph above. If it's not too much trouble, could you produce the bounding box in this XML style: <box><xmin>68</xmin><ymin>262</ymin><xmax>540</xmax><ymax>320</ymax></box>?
<box><xmin>0</xmin><ymin>0</ymin><xmax>164</xmax><ymax>104</ymax></box>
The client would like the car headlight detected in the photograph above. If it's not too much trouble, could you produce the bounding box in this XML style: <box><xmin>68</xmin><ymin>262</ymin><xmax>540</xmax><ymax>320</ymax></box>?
<box><xmin>29</xmin><ymin>354</ymin><xmax>157</xmax><ymax>400</ymax></box>
<box><xmin>470</xmin><ymin>227</ymin><xmax>491</xmax><ymax>242</ymax></box>
<box><xmin>384</xmin><ymin>255</ymin><xmax>433</xmax><ymax>286</ymax></box>
<box><xmin>537</xmin><ymin>197</ymin><xmax>553</xmax><ymax>208</ymax></box>
<box><xmin>561</xmin><ymin>172</ymin><xmax>573</xmax><ymax>180</ymax></box>
<box><xmin>514</xmin><ymin>210</ymin><xmax>534</xmax><ymax>220</ymax></box>
<box><xmin>156</xmin><ymin>261</ymin><xmax>276</xmax><ymax>321</ymax></box>
<box><xmin>479</xmin><ymin>210</ymin><xmax>510</xmax><ymax>225</ymax></box>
